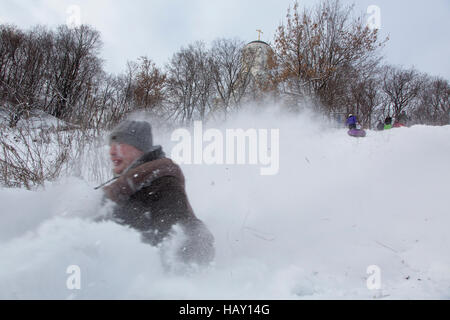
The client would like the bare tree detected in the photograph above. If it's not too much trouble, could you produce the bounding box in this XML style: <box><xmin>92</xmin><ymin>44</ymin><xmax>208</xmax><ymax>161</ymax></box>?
<box><xmin>103</xmin><ymin>61</ymin><xmax>140</xmax><ymax>128</ymax></box>
<box><xmin>413</xmin><ymin>76</ymin><xmax>449</xmax><ymax>125</ymax></box>
<box><xmin>46</xmin><ymin>25</ymin><xmax>102</xmax><ymax>121</ymax></box>
<box><xmin>133</xmin><ymin>56</ymin><xmax>166</xmax><ymax>111</ymax></box>
<box><xmin>0</xmin><ymin>25</ymin><xmax>54</xmax><ymax>127</ymax></box>
<box><xmin>274</xmin><ymin>0</ymin><xmax>386</xmax><ymax>112</ymax></box>
<box><xmin>165</xmin><ymin>41</ymin><xmax>214</xmax><ymax>124</ymax></box>
<box><xmin>209</xmin><ymin>38</ymin><xmax>249</xmax><ymax>116</ymax></box>
<box><xmin>381</xmin><ymin>65</ymin><xmax>422</xmax><ymax>120</ymax></box>
<box><xmin>343</xmin><ymin>73</ymin><xmax>381</xmax><ymax>128</ymax></box>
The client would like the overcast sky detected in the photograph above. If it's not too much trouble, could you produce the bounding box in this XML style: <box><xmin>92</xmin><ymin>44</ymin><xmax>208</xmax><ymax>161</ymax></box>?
<box><xmin>1</xmin><ymin>0</ymin><xmax>449</xmax><ymax>79</ymax></box>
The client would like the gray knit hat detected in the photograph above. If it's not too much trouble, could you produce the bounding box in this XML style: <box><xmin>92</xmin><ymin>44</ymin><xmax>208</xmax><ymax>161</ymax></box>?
<box><xmin>109</xmin><ymin>120</ymin><xmax>153</xmax><ymax>152</ymax></box>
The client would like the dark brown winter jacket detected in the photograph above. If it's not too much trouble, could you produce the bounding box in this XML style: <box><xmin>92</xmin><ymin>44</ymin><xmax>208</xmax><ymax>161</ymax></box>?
<box><xmin>103</xmin><ymin>146</ymin><xmax>214</xmax><ymax>265</ymax></box>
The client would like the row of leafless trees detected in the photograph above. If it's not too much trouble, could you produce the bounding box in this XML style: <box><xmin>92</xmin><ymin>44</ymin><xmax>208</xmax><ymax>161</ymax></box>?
<box><xmin>0</xmin><ymin>24</ymin><xmax>103</xmax><ymax>127</ymax></box>
<box><xmin>0</xmin><ymin>23</ymin><xmax>261</xmax><ymax>129</ymax></box>
<box><xmin>273</xmin><ymin>0</ymin><xmax>449</xmax><ymax>128</ymax></box>
<box><xmin>1</xmin><ymin>0</ymin><xmax>449</xmax><ymax>131</ymax></box>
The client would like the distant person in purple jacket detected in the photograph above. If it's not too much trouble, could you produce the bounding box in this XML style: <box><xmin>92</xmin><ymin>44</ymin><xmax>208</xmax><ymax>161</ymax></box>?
<box><xmin>346</xmin><ymin>114</ymin><xmax>357</xmax><ymax>130</ymax></box>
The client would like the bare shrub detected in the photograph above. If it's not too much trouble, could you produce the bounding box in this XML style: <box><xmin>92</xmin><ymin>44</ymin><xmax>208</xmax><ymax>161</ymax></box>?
<box><xmin>0</xmin><ymin>119</ymin><xmax>110</xmax><ymax>189</ymax></box>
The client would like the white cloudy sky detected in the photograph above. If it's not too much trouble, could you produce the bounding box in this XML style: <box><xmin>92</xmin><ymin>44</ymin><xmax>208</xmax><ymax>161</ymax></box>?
<box><xmin>1</xmin><ymin>0</ymin><xmax>449</xmax><ymax>79</ymax></box>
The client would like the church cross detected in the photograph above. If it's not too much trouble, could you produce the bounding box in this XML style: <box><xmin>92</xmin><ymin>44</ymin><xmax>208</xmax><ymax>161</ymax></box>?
<box><xmin>256</xmin><ymin>29</ymin><xmax>263</xmax><ymax>41</ymax></box>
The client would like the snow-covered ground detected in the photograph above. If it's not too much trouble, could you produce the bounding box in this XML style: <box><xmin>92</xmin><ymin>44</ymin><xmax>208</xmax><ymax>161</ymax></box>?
<box><xmin>0</xmin><ymin>108</ymin><xmax>449</xmax><ymax>299</ymax></box>
<box><xmin>0</xmin><ymin>106</ymin><xmax>71</xmax><ymax>130</ymax></box>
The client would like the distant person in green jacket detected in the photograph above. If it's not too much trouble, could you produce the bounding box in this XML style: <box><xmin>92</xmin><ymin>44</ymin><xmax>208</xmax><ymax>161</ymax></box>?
<box><xmin>384</xmin><ymin>116</ymin><xmax>393</xmax><ymax>130</ymax></box>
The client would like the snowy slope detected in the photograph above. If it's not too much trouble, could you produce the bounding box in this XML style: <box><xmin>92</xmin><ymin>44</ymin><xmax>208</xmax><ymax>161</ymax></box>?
<box><xmin>0</xmin><ymin>109</ymin><xmax>449</xmax><ymax>299</ymax></box>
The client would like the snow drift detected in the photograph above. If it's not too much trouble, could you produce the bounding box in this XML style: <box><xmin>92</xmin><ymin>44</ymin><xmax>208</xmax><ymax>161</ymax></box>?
<box><xmin>1</xmin><ymin>108</ymin><xmax>449</xmax><ymax>299</ymax></box>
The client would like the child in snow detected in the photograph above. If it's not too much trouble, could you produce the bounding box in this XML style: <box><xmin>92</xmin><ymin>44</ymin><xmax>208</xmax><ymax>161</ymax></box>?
<box><xmin>346</xmin><ymin>114</ymin><xmax>358</xmax><ymax>130</ymax></box>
